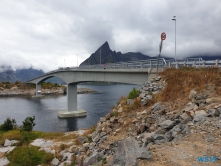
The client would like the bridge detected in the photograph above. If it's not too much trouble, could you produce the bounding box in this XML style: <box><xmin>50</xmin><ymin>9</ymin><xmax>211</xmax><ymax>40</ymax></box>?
<box><xmin>27</xmin><ymin>58</ymin><xmax>221</xmax><ymax>118</ymax></box>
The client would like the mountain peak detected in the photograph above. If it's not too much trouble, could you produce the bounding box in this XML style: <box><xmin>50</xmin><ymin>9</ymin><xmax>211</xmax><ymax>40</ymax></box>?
<box><xmin>98</xmin><ymin>41</ymin><xmax>110</xmax><ymax>52</ymax></box>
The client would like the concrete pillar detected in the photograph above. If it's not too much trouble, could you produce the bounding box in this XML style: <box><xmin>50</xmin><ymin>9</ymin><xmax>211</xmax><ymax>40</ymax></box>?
<box><xmin>176</xmin><ymin>62</ymin><xmax>179</xmax><ymax>69</ymax></box>
<box><xmin>58</xmin><ymin>83</ymin><xmax>86</xmax><ymax>118</ymax></box>
<box><xmin>202</xmin><ymin>60</ymin><xmax>205</xmax><ymax>68</ymax></box>
<box><xmin>67</xmin><ymin>83</ymin><xmax>77</xmax><ymax>111</ymax></box>
<box><xmin>192</xmin><ymin>61</ymin><xmax>196</xmax><ymax>68</ymax></box>
<box><xmin>168</xmin><ymin>62</ymin><xmax>171</xmax><ymax>68</ymax></box>
<box><xmin>36</xmin><ymin>83</ymin><xmax>41</xmax><ymax>96</ymax></box>
<box><xmin>215</xmin><ymin>59</ymin><xmax>219</xmax><ymax>67</ymax></box>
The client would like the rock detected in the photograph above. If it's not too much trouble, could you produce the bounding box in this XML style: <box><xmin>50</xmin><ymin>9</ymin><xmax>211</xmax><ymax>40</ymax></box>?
<box><xmin>139</xmin><ymin>93</ymin><xmax>146</xmax><ymax>98</ymax></box>
<box><xmin>217</xmin><ymin>123</ymin><xmax>221</xmax><ymax>128</ymax></box>
<box><xmin>208</xmin><ymin>109</ymin><xmax>220</xmax><ymax>117</ymax></box>
<box><xmin>62</xmin><ymin>152</ymin><xmax>73</xmax><ymax>161</ymax></box>
<box><xmin>193</xmin><ymin>113</ymin><xmax>207</xmax><ymax>124</ymax></box>
<box><xmin>160</xmin><ymin>120</ymin><xmax>174</xmax><ymax>129</ymax></box>
<box><xmin>180</xmin><ymin>113</ymin><xmax>192</xmax><ymax>123</ymax></box>
<box><xmin>183</xmin><ymin>103</ymin><xmax>196</xmax><ymax>112</ymax></box>
<box><xmin>151</xmin><ymin>102</ymin><xmax>162</xmax><ymax>111</ymax></box>
<box><xmin>40</xmin><ymin>147</ymin><xmax>55</xmax><ymax>154</ymax></box>
<box><xmin>206</xmin><ymin>97</ymin><xmax>221</xmax><ymax>104</ymax></box>
<box><xmin>118</xmin><ymin>106</ymin><xmax>123</xmax><ymax>113</ymax></box>
<box><xmin>195</xmin><ymin>110</ymin><xmax>207</xmax><ymax>115</ymax></box>
<box><xmin>112</xmin><ymin>137</ymin><xmax>152</xmax><ymax>166</ymax></box>
<box><xmin>146</xmin><ymin>95</ymin><xmax>153</xmax><ymax>100</ymax></box>
<box><xmin>207</xmin><ymin>134</ymin><xmax>218</xmax><ymax>143</ymax></box>
<box><xmin>152</xmin><ymin>134</ymin><xmax>165</xmax><ymax>141</ymax></box>
<box><xmin>137</xmin><ymin>123</ymin><xmax>147</xmax><ymax>134</ymax></box>
<box><xmin>77</xmin><ymin>136</ymin><xmax>88</xmax><ymax>144</ymax></box>
<box><xmin>141</xmin><ymin>98</ymin><xmax>148</xmax><ymax>106</ymax></box>
<box><xmin>100</xmin><ymin>132</ymin><xmax>107</xmax><ymax>138</ymax></box>
<box><xmin>4</xmin><ymin>139</ymin><xmax>11</xmax><ymax>147</ymax></box>
<box><xmin>92</xmin><ymin>133</ymin><xmax>100</xmax><ymax>143</ymax></box>
<box><xmin>0</xmin><ymin>157</ymin><xmax>10</xmax><ymax>166</ymax></box>
<box><xmin>51</xmin><ymin>158</ymin><xmax>59</xmax><ymax>166</ymax></box>
<box><xmin>84</xmin><ymin>150</ymin><xmax>103</xmax><ymax>166</ymax></box>
<box><xmin>189</xmin><ymin>89</ymin><xmax>197</xmax><ymax>100</ymax></box>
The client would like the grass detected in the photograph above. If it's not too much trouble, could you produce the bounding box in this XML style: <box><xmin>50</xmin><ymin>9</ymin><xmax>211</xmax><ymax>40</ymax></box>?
<box><xmin>7</xmin><ymin>146</ymin><xmax>53</xmax><ymax>166</ymax></box>
<box><xmin>159</xmin><ymin>67</ymin><xmax>221</xmax><ymax>102</ymax></box>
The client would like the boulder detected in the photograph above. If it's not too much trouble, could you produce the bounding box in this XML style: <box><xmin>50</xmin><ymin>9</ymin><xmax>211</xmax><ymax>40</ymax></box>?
<box><xmin>160</xmin><ymin>120</ymin><xmax>174</xmax><ymax>129</ymax></box>
<box><xmin>208</xmin><ymin>109</ymin><xmax>220</xmax><ymax>117</ymax></box>
<box><xmin>51</xmin><ymin>158</ymin><xmax>59</xmax><ymax>166</ymax></box>
<box><xmin>189</xmin><ymin>89</ymin><xmax>197</xmax><ymax>100</ymax></box>
<box><xmin>193</xmin><ymin>114</ymin><xmax>206</xmax><ymax>123</ymax></box>
<box><xmin>77</xmin><ymin>136</ymin><xmax>88</xmax><ymax>144</ymax></box>
<box><xmin>112</xmin><ymin>137</ymin><xmax>152</xmax><ymax>166</ymax></box>
<box><xmin>84</xmin><ymin>150</ymin><xmax>104</xmax><ymax>166</ymax></box>
<box><xmin>4</xmin><ymin>139</ymin><xmax>11</xmax><ymax>147</ymax></box>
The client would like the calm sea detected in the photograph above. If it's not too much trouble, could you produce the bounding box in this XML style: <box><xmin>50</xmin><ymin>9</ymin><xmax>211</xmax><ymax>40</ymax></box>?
<box><xmin>0</xmin><ymin>84</ymin><xmax>139</xmax><ymax>132</ymax></box>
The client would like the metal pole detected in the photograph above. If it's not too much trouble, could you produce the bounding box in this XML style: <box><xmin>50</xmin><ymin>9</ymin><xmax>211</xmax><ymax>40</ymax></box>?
<box><xmin>76</xmin><ymin>54</ymin><xmax>78</xmax><ymax>67</ymax></box>
<box><xmin>100</xmin><ymin>47</ymin><xmax>101</xmax><ymax>67</ymax></box>
<box><xmin>175</xmin><ymin>18</ymin><xmax>176</xmax><ymax>61</ymax></box>
<box><xmin>172</xmin><ymin>16</ymin><xmax>176</xmax><ymax>61</ymax></box>
<box><xmin>157</xmin><ymin>40</ymin><xmax>163</xmax><ymax>75</ymax></box>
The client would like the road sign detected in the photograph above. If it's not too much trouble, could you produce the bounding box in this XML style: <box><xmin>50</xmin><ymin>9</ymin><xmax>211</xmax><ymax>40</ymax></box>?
<box><xmin>161</xmin><ymin>32</ymin><xmax>166</xmax><ymax>40</ymax></box>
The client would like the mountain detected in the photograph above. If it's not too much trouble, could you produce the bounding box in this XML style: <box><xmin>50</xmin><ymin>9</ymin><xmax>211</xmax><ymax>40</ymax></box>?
<box><xmin>0</xmin><ymin>66</ymin><xmax>44</xmax><ymax>83</ymax></box>
<box><xmin>80</xmin><ymin>42</ymin><xmax>152</xmax><ymax>66</ymax></box>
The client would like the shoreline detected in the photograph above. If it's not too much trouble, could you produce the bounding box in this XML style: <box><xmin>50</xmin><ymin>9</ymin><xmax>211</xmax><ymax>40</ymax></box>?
<box><xmin>0</xmin><ymin>87</ymin><xmax>97</xmax><ymax>97</ymax></box>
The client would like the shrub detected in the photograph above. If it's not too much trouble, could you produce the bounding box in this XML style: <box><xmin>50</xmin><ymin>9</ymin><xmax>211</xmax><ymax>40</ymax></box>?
<box><xmin>21</xmin><ymin>116</ymin><xmax>35</xmax><ymax>131</ymax></box>
<box><xmin>127</xmin><ymin>87</ymin><xmax>139</xmax><ymax>99</ymax></box>
<box><xmin>0</xmin><ymin>118</ymin><xmax>17</xmax><ymax>131</ymax></box>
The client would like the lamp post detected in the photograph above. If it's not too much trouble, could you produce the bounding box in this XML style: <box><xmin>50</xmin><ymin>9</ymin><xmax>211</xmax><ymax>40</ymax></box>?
<box><xmin>76</xmin><ymin>54</ymin><xmax>78</xmax><ymax>67</ymax></box>
<box><xmin>100</xmin><ymin>47</ymin><xmax>101</xmax><ymax>67</ymax></box>
<box><xmin>172</xmin><ymin>16</ymin><xmax>176</xmax><ymax>61</ymax></box>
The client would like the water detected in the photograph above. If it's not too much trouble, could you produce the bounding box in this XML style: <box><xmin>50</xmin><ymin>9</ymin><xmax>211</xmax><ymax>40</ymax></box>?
<box><xmin>0</xmin><ymin>84</ymin><xmax>139</xmax><ymax>132</ymax></box>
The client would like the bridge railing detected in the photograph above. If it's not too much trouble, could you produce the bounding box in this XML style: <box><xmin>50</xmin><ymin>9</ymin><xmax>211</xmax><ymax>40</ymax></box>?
<box><xmin>42</xmin><ymin>58</ymin><xmax>221</xmax><ymax>76</ymax></box>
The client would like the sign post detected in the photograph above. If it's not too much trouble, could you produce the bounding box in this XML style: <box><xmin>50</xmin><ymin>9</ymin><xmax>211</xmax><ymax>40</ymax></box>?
<box><xmin>157</xmin><ymin>32</ymin><xmax>166</xmax><ymax>75</ymax></box>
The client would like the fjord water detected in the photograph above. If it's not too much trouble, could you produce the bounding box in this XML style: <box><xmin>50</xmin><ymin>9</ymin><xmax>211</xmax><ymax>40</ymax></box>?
<box><xmin>0</xmin><ymin>84</ymin><xmax>139</xmax><ymax>132</ymax></box>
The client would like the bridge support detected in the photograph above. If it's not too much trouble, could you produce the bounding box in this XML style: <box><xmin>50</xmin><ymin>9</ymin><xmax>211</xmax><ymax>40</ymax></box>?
<box><xmin>58</xmin><ymin>83</ymin><xmax>86</xmax><ymax>118</ymax></box>
<box><xmin>36</xmin><ymin>83</ymin><xmax>41</xmax><ymax>96</ymax></box>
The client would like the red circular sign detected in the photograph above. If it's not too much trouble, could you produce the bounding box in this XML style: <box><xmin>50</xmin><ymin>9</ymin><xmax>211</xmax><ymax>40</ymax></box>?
<box><xmin>161</xmin><ymin>32</ymin><xmax>166</xmax><ymax>40</ymax></box>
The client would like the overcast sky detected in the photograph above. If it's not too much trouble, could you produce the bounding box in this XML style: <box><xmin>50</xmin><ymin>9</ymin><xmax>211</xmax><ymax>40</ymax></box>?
<box><xmin>0</xmin><ymin>0</ymin><xmax>221</xmax><ymax>72</ymax></box>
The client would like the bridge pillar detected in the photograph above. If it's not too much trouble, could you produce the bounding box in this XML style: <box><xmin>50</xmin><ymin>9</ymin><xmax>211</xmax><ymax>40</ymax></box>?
<box><xmin>58</xmin><ymin>83</ymin><xmax>86</xmax><ymax>118</ymax></box>
<box><xmin>36</xmin><ymin>83</ymin><xmax>41</xmax><ymax>96</ymax></box>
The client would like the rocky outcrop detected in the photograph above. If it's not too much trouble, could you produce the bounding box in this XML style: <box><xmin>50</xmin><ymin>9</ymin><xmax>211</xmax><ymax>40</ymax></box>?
<box><xmin>139</xmin><ymin>76</ymin><xmax>165</xmax><ymax>105</ymax></box>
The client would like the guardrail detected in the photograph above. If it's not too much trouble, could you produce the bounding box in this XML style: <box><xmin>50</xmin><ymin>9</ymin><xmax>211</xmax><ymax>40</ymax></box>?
<box><xmin>43</xmin><ymin>58</ymin><xmax>221</xmax><ymax>75</ymax></box>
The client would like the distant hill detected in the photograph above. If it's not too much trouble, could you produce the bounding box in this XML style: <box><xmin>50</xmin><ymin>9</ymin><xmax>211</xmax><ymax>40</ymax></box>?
<box><xmin>80</xmin><ymin>42</ymin><xmax>153</xmax><ymax>66</ymax></box>
<box><xmin>0</xmin><ymin>66</ymin><xmax>44</xmax><ymax>83</ymax></box>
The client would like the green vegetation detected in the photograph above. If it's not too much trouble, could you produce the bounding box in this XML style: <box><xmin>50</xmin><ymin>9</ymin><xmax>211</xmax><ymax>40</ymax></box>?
<box><xmin>127</xmin><ymin>87</ymin><xmax>139</xmax><ymax>99</ymax></box>
<box><xmin>42</xmin><ymin>82</ymin><xmax>62</xmax><ymax>89</ymax></box>
<box><xmin>0</xmin><ymin>118</ymin><xmax>17</xmax><ymax>131</ymax></box>
<box><xmin>7</xmin><ymin>146</ymin><xmax>53</xmax><ymax>166</ymax></box>
<box><xmin>20</xmin><ymin>116</ymin><xmax>35</xmax><ymax>131</ymax></box>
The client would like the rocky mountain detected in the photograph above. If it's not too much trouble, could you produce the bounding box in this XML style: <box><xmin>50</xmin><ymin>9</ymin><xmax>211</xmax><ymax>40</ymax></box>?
<box><xmin>81</xmin><ymin>41</ymin><xmax>221</xmax><ymax>66</ymax></box>
<box><xmin>0</xmin><ymin>66</ymin><xmax>44</xmax><ymax>83</ymax></box>
<box><xmin>80</xmin><ymin>41</ymin><xmax>152</xmax><ymax>66</ymax></box>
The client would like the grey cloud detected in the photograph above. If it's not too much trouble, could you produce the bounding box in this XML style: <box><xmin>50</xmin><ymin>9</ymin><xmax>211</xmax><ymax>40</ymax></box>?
<box><xmin>0</xmin><ymin>0</ymin><xmax>221</xmax><ymax>72</ymax></box>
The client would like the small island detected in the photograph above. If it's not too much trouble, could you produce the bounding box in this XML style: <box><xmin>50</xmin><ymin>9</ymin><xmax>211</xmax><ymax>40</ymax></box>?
<box><xmin>0</xmin><ymin>81</ymin><xmax>97</xmax><ymax>96</ymax></box>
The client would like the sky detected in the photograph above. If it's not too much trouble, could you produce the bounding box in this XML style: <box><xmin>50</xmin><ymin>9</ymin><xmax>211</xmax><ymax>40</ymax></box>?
<box><xmin>0</xmin><ymin>0</ymin><xmax>221</xmax><ymax>72</ymax></box>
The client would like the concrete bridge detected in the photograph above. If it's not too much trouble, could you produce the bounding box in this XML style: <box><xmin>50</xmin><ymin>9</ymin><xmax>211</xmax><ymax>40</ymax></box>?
<box><xmin>27</xmin><ymin>57</ymin><xmax>221</xmax><ymax>118</ymax></box>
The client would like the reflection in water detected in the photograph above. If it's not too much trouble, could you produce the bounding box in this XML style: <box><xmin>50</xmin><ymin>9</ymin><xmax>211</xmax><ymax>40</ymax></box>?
<box><xmin>0</xmin><ymin>84</ymin><xmax>139</xmax><ymax>132</ymax></box>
